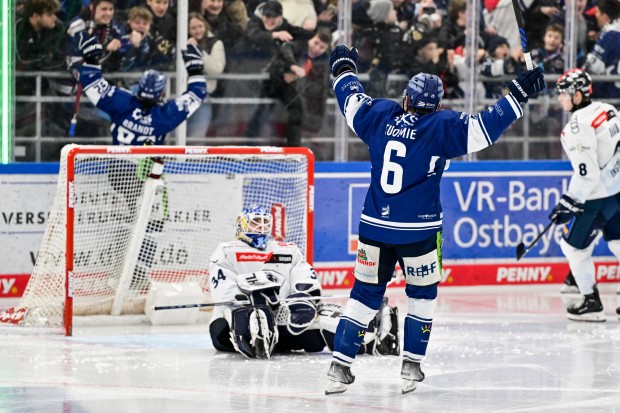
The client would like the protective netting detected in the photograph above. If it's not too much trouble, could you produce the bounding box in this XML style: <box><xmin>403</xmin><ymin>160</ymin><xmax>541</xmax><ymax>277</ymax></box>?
<box><xmin>11</xmin><ymin>145</ymin><xmax>311</xmax><ymax>332</ymax></box>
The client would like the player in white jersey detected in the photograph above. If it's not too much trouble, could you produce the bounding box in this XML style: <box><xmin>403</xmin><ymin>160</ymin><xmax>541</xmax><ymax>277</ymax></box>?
<box><xmin>208</xmin><ymin>205</ymin><xmax>399</xmax><ymax>359</ymax></box>
<box><xmin>550</xmin><ymin>68</ymin><xmax>620</xmax><ymax>321</ymax></box>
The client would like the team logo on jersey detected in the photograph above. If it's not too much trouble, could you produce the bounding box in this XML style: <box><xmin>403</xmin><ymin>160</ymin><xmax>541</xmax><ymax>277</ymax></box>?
<box><xmin>132</xmin><ymin>108</ymin><xmax>153</xmax><ymax>125</ymax></box>
<box><xmin>421</xmin><ymin>324</ymin><xmax>432</xmax><ymax>334</ymax></box>
<box><xmin>394</xmin><ymin>114</ymin><xmax>415</xmax><ymax>126</ymax></box>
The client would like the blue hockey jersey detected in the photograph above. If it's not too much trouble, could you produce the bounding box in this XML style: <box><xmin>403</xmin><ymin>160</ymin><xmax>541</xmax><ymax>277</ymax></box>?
<box><xmin>333</xmin><ymin>72</ymin><xmax>524</xmax><ymax>244</ymax></box>
<box><xmin>78</xmin><ymin>63</ymin><xmax>207</xmax><ymax>145</ymax></box>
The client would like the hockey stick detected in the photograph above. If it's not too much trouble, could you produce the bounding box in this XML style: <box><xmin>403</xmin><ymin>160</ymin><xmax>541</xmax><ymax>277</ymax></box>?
<box><xmin>68</xmin><ymin>83</ymin><xmax>82</xmax><ymax>137</ymax></box>
<box><xmin>516</xmin><ymin>220</ymin><xmax>554</xmax><ymax>260</ymax></box>
<box><xmin>511</xmin><ymin>0</ymin><xmax>533</xmax><ymax>70</ymax></box>
<box><xmin>152</xmin><ymin>293</ymin><xmax>350</xmax><ymax>311</ymax></box>
<box><xmin>69</xmin><ymin>18</ymin><xmax>96</xmax><ymax>137</ymax></box>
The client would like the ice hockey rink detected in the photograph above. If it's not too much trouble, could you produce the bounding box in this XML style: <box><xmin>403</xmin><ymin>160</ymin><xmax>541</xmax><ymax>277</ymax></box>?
<box><xmin>1</xmin><ymin>284</ymin><xmax>619</xmax><ymax>413</ymax></box>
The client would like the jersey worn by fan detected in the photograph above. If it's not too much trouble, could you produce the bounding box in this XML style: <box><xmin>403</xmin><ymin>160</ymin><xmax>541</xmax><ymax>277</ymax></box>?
<box><xmin>332</xmin><ymin>71</ymin><xmax>524</xmax><ymax>244</ymax></box>
<box><xmin>77</xmin><ymin>63</ymin><xmax>207</xmax><ymax>145</ymax></box>
<box><xmin>208</xmin><ymin>240</ymin><xmax>320</xmax><ymax>320</ymax></box>
<box><xmin>584</xmin><ymin>19</ymin><xmax>620</xmax><ymax>98</ymax></box>
<box><xmin>561</xmin><ymin>101</ymin><xmax>620</xmax><ymax>201</ymax></box>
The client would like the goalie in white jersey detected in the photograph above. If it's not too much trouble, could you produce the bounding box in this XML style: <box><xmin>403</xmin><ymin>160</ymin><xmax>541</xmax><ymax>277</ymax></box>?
<box><xmin>550</xmin><ymin>68</ymin><xmax>620</xmax><ymax>322</ymax></box>
<box><xmin>208</xmin><ymin>205</ymin><xmax>399</xmax><ymax>359</ymax></box>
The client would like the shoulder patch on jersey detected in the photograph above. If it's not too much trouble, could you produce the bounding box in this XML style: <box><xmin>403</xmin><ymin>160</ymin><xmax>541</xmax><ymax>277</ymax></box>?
<box><xmin>591</xmin><ymin>111</ymin><xmax>608</xmax><ymax>129</ymax></box>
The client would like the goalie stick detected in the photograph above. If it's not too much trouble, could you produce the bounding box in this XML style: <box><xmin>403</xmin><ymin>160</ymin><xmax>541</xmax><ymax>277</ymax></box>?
<box><xmin>511</xmin><ymin>0</ymin><xmax>534</xmax><ymax>70</ymax></box>
<box><xmin>153</xmin><ymin>273</ymin><xmax>403</xmax><ymax>311</ymax></box>
<box><xmin>152</xmin><ymin>293</ymin><xmax>350</xmax><ymax>311</ymax></box>
<box><xmin>516</xmin><ymin>220</ymin><xmax>554</xmax><ymax>260</ymax></box>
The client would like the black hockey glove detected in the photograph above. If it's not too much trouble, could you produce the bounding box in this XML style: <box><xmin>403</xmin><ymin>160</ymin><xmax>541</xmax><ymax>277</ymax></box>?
<box><xmin>549</xmin><ymin>194</ymin><xmax>584</xmax><ymax>224</ymax></box>
<box><xmin>507</xmin><ymin>66</ymin><xmax>545</xmax><ymax>103</ymax></box>
<box><xmin>182</xmin><ymin>44</ymin><xmax>204</xmax><ymax>76</ymax></box>
<box><xmin>329</xmin><ymin>45</ymin><xmax>358</xmax><ymax>77</ymax></box>
<box><xmin>77</xmin><ymin>30</ymin><xmax>103</xmax><ymax>65</ymax></box>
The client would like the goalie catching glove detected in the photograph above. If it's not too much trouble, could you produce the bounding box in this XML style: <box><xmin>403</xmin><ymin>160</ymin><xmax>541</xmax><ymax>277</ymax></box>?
<box><xmin>275</xmin><ymin>292</ymin><xmax>318</xmax><ymax>335</ymax></box>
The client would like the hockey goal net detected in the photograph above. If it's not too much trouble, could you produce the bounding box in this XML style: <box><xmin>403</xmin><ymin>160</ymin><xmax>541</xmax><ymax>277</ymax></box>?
<box><xmin>1</xmin><ymin>145</ymin><xmax>314</xmax><ymax>335</ymax></box>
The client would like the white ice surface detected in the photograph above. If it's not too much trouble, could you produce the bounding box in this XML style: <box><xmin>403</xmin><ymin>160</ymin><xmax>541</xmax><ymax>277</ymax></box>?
<box><xmin>1</xmin><ymin>284</ymin><xmax>620</xmax><ymax>413</ymax></box>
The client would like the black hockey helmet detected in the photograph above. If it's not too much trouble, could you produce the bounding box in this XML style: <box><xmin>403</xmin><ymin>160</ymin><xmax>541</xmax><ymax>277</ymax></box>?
<box><xmin>556</xmin><ymin>68</ymin><xmax>592</xmax><ymax>98</ymax></box>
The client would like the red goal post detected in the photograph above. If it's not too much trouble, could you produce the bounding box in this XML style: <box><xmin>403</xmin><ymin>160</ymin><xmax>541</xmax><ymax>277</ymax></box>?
<box><xmin>1</xmin><ymin>145</ymin><xmax>314</xmax><ymax>336</ymax></box>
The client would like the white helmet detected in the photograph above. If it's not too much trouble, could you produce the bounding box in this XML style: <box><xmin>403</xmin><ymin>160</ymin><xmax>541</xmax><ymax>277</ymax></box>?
<box><xmin>235</xmin><ymin>205</ymin><xmax>273</xmax><ymax>250</ymax></box>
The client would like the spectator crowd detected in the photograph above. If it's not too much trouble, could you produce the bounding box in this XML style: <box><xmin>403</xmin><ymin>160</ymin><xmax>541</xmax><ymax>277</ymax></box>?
<box><xmin>13</xmin><ymin>0</ymin><xmax>620</xmax><ymax>159</ymax></box>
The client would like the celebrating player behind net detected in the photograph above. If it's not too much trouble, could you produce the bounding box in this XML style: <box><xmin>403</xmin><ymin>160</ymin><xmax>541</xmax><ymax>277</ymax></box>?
<box><xmin>551</xmin><ymin>68</ymin><xmax>620</xmax><ymax>322</ymax></box>
<box><xmin>73</xmin><ymin>29</ymin><xmax>207</xmax><ymax>145</ymax></box>
<box><xmin>325</xmin><ymin>45</ymin><xmax>545</xmax><ymax>395</ymax></box>
<box><xmin>208</xmin><ymin>205</ymin><xmax>400</xmax><ymax>359</ymax></box>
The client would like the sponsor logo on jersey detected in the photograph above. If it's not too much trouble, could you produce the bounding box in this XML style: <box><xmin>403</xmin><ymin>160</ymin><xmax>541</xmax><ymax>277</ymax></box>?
<box><xmin>405</xmin><ymin>262</ymin><xmax>437</xmax><ymax>277</ymax></box>
<box><xmin>236</xmin><ymin>252</ymin><xmax>273</xmax><ymax>262</ymax></box>
<box><xmin>606</xmin><ymin>156</ymin><xmax>620</xmax><ymax>179</ymax></box>
<box><xmin>356</xmin><ymin>248</ymin><xmax>376</xmax><ymax>267</ymax></box>
<box><xmin>570</xmin><ymin>116</ymin><xmax>579</xmax><ymax>133</ymax></box>
<box><xmin>340</xmin><ymin>81</ymin><xmax>362</xmax><ymax>92</ymax></box>
<box><xmin>591</xmin><ymin>111</ymin><xmax>608</xmax><ymax>129</ymax></box>
<box><xmin>493</xmin><ymin>103</ymin><xmax>504</xmax><ymax>116</ymax></box>
<box><xmin>381</xmin><ymin>205</ymin><xmax>390</xmax><ymax>218</ymax></box>
<box><xmin>266</xmin><ymin>254</ymin><xmax>293</xmax><ymax>264</ymax></box>
<box><xmin>610</xmin><ymin>123</ymin><xmax>620</xmax><ymax>138</ymax></box>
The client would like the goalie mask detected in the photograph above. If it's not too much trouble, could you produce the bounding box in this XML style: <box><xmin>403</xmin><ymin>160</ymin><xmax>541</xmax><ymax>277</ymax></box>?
<box><xmin>236</xmin><ymin>205</ymin><xmax>273</xmax><ymax>250</ymax></box>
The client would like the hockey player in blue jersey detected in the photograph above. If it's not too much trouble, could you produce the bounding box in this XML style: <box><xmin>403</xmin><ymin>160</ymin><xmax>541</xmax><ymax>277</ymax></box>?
<box><xmin>324</xmin><ymin>45</ymin><xmax>545</xmax><ymax>395</ymax></box>
<box><xmin>73</xmin><ymin>30</ymin><xmax>207</xmax><ymax>289</ymax></box>
<box><xmin>74</xmin><ymin>29</ymin><xmax>207</xmax><ymax>145</ymax></box>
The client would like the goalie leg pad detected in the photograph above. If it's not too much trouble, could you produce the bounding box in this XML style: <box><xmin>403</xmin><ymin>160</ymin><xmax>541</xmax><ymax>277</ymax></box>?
<box><xmin>230</xmin><ymin>306</ymin><xmax>278</xmax><ymax>359</ymax></box>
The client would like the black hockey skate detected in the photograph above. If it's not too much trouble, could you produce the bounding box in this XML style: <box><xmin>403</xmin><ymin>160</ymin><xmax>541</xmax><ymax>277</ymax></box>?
<box><xmin>401</xmin><ymin>360</ymin><xmax>425</xmax><ymax>394</ymax></box>
<box><xmin>325</xmin><ymin>362</ymin><xmax>355</xmax><ymax>395</ymax></box>
<box><xmin>560</xmin><ymin>271</ymin><xmax>579</xmax><ymax>294</ymax></box>
<box><xmin>566</xmin><ymin>286</ymin><xmax>605</xmax><ymax>322</ymax></box>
